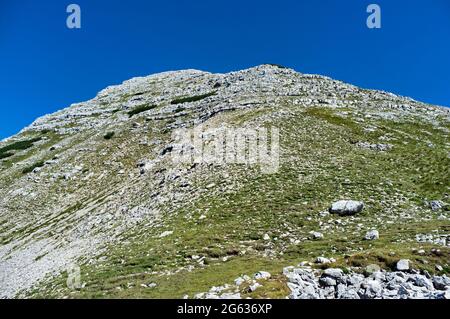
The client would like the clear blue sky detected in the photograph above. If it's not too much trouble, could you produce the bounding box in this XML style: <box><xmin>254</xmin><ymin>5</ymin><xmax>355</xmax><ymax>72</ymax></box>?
<box><xmin>1</xmin><ymin>0</ymin><xmax>449</xmax><ymax>139</ymax></box>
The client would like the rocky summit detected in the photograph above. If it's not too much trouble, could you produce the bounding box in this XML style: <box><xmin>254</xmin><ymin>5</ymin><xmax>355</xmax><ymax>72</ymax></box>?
<box><xmin>0</xmin><ymin>64</ymin><xmax>449</xmax><ymax>299</ymax></box>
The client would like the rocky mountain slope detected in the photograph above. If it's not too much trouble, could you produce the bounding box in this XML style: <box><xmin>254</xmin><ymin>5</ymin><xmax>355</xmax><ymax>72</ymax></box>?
<box><xmin>0</xmin><ymin>64</ymin><xmax>449</xmax><ymax>299</ymax></box>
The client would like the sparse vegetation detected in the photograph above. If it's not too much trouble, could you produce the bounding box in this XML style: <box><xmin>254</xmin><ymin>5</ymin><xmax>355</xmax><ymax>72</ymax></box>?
<box><xmin>266</xmin><ymin>63</ymin><xmax>288</xmax><ymax>69</ymax></box>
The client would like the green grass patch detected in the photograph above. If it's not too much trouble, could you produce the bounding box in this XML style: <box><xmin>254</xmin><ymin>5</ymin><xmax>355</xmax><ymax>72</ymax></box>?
<box><xmin>241</xmin><ymin>275</ymin><xmax>290</xmax><ymax>299</ymax></box>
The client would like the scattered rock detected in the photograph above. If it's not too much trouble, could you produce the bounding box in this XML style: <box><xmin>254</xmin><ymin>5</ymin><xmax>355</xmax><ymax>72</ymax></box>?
<box><xmin>315</xmin><ymin>257</ymin><xmax>331</xmax><ymax>264</ymax></box>
<box><xmin>254</xmin><ymin>271</ymin><xmax>271</xmax><ymax>280</ymax></box>
<box><xmin>329</xmin><ymin>200</ymin><xmax>364</xmax><ymax>216</ymax></box>
<box><xmin>429</xmin><ymin>200</ymin><xmax>443</xmax><ymax>211</ymax></box>
<box><xmin>396</xmin><ymin>259</ymin><xmax>410</xmax><ymax>271</ymax></box>
<box><xmin>234</xmin><ymin>277</ymin><xmax>246</xmax><ymax>286</ymax></box>
<box><xmin>249</xmin><ymin>283</ymin><xmax>261</xmax><ymax>292</ymax></box>
<box><xmin>432</xmin><ymin>275</ymin><xmax>450</xmax><ymax>290</ymax></box>
<box><xmin>322</xmin><ymin>268</ymin><xmax>344</xmax><ymax>280</ymax></box>
<box><xmin>159</xmin><ymin>231</ymin><xmax>173</xmax><ymax>238</ymax></box>
<box><xmin>310</xmin><ymin>231</ymin><xmax>324</xmax><ymax>240</ymax></box>
<box><xmin>364</xmin><ymin>264</ymin><xmax>381</xmax><ymax>276</ymax></box>
<box><xmin>319</xmin><ymin>276</ymin><xmax>337</xmax><ymax>287</ymax></box>
<box><xmin>364</xmin><ymin>230</ymin><xmax>379</xmax><ymax>241</ymax></box>
<box><xmin>356</xmin><ymin>142</ymin><xmax>393</xmax><ymax>152</ymax></box>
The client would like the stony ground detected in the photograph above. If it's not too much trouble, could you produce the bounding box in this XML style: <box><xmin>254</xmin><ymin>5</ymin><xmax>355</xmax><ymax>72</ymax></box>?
<box><xmin>196</xmin><ymin>259</ymin><xmax>450</xmax><ymax>299</ymax></box>
<box><xmin>0</xmin><ymin>64</ymin><xmax>449</xmax><ymax>299</ymax></box>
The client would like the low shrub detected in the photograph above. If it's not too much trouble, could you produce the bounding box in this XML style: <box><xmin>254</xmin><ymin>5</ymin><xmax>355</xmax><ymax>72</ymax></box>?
<box><xmin>0</xmin><ymin>137</ymin><xmax>42</xmax><ymax>159</ymax></box>
<box><xmin>171</xmin><ymin>91</ymin><xmax>216</xmax><ymax>105</ymax></box>
<box><xmin>103</xmin><ymin>131</ymin><xmax>115</xmax><ymax>140</ymax></box>
<box><xmin>22</xmin><ymin>161</ymin><xmax>45</xmax><ymax>174</ymax></box>
<box><xmin>128</xmin><ymin>104</ymin><xmax>157</xmax><ymax>117</ymax></box>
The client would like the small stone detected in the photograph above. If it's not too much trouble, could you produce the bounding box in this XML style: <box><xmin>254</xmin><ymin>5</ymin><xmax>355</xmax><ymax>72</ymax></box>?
<box><xmin>283</xmin><ymin>266</ymin><xmax>295</xmax><ymax>275</ymax></box>
<box><xmin>362</xmin><ymin>279</ymin><xmax>382</xmax><ymax>298</ymax></box>
<box><xmin>310</xmin><ymin>231</ymin><xmax>324</xmax><ymax>240</ymax></box>
<box><xmin>396</xmin><ymin>259</ymin><xmax>410</xmax><ymax>271</ymax></box>
<box><xmin>159</xmin><ymin>230</ymin><xmax>173</xmax><ymax>238</ymax></box>
<box><xmin>263</xmin><ymin>233</ymin><xmax>270</xmax><ymax>241</ymax></box>
<box><xmin>323</xmin><ymin>268</ymin><xmax>344</xmax><ymax>280</ymax></box>
<box><xmin>315</xmin><ymin>257</ymin><xmax>331</xmax><ymax>264</ymax></box>
<box><xmin>429</xmin><ymin>200</ymin><xmax>443</xmax><ymax>211</ymax></box>
<box><xmin>319</xmin><ymin>211</ymin><xmax>330</xmax><ymax>217</ymax></box>
<box><xmin>254</xmin><ymin>271</ymin><xmax>271</xmax><ymax>280</ymax></box>
<box><xmin>319</xmin><ymin>276</ymin><xmax>337</xmax><ymax>286</ymax></box>
<box><xmin>249</xmin><ymin>283</ymin><xmax>261</xmax><ymax>292</ymax></box>
<box><xmin>364</xmin><ymin>264</ymin><xmax>381</xmax><ymax>276</ymax></box>
<box><xmin>364</xmin><ymin>230</ymin><xmax>379</xmax><ymax>241</ymax></box>
<box><xmin>234</xmin><ymin>277</ymin><xmax>246</xmax><ymax>286</ymax></box>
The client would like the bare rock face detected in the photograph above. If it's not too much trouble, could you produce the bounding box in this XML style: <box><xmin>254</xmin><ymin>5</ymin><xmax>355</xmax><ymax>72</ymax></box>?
<box><xmin>329</xmin><ymin>200</ymin><xmax>364</xmax><ymax>216</ymax></box>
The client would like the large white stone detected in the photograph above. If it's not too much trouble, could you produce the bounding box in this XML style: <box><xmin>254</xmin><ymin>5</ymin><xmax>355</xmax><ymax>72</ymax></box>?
<box><xmin>329</xmin><ymin>200</ymin><xmax>364</xmax><ymax>216</ymax></box>
<box><xmin>364</xmin><ymin>230</ymin><xmax>379</xmax><ymax>240</ymax></box>
<box><xmin>396</xmin><ymin>259</ymin><xmax>410</xmax><ymax>271</ymax></box>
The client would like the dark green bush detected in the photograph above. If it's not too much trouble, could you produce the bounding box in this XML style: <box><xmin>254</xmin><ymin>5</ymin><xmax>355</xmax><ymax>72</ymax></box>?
<box><xmin>103</xmin><ymin>131</ymin><xmax>115</xmax><ymax>140</ymax></box>
<box><xmin>127</xmin><ymin>104</ymin><xmax>157</xmax><ymax>117</ymax></box>
<box><xmin>0</xmin><ymin>137</ymin><xmax>42</xmax><ymax>159</ymax></box>
<box><xmin>170</xmin><ymin>91</ymin><xmax>216</xmax><ymax>105</ymax></box>
<box><xmin>0</xmin><ymin>152</ymin><xmax>13</xmax><ymax>159</ymax></box>
<box><xmin>266</xmin><ymin>63</ymin><xmax>288</xmax><ymax>69</ymax></box>
<box><xmin>22</xmin><ymin>161</ymin><xmax>45</xmax><ymax>174</ymax></box>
